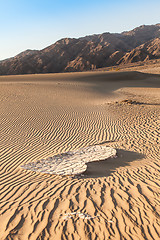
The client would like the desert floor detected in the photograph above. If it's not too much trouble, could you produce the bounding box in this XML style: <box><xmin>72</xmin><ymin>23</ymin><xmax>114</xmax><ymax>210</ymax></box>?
<box><xmin>0</xmin><ymin>69</ymin><xmax>160</xmax><ymax>240</ymax></box>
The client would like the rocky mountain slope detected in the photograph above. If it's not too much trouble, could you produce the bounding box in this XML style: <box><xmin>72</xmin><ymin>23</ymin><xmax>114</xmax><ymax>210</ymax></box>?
<box><xmin>0</xmin><ymin>24</ymin><xmax>160</xmax><ymax>75</ymax></box>
<box><xmin>118</xmin><ymin>37</ymin><xmax>160</xmax><ymax>64</ymax></box>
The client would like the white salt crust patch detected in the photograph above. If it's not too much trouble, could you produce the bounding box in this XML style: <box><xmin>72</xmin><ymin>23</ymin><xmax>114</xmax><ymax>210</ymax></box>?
<box><xmin>21</xmin><ymin>145</ymin><xmax>116</xmax><ymax>176</ymax></box>
<box><xmin>61</xmin><ymin>212</ymin><xmax>114</xmax><ymax>222</ymax></box>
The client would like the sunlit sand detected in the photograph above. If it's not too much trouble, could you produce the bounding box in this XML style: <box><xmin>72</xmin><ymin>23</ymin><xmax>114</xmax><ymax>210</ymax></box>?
<box><xmin>0</xmin><ymin>69</ymin><xmax>160</xmax><ymax>239</ymax></box>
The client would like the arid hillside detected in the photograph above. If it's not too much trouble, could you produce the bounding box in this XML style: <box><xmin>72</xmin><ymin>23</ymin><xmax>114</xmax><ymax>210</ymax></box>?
<box><xmin>0</xmin><ymin>24</ymin><xmax>160</xmax><ymax>75</ymax></box>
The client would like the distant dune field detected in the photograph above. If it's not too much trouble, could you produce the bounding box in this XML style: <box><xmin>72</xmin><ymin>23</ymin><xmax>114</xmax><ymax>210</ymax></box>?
<box><xmin>0</xmin><ymin>70</ymin><xmax>160</xmax><ymax>240</ymax></box>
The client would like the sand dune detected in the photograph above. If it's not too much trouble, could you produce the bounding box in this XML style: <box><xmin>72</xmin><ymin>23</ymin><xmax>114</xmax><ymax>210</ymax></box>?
<box><xmin>0</xmin><ymin>71</ymin><xmax>160</xmax><ymax>240</ymax></box>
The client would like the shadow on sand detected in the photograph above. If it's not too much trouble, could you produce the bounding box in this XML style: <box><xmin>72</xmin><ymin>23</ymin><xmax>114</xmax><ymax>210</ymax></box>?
<box><xmin>82</xmin><ymin>149</ymin><xmax>144</xmax><ymax>178</ymax></box>
<box><xmin>69</xmin><ymin>71</ymin><xmax>160</xmax><ymax>96</ymax></box>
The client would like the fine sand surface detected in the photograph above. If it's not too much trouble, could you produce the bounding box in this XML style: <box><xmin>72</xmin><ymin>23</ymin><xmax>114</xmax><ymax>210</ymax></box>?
<box><xmin>0</xmin><ymin>70</ymin><xmax>160</xmax><ymax>240</ymax></box>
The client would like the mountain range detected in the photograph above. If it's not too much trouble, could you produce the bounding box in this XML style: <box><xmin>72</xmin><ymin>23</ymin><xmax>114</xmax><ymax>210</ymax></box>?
<box><xmin>0</xmin><ymin>24</ymin><xmax>160</xmax><ymax>75</ymax></box>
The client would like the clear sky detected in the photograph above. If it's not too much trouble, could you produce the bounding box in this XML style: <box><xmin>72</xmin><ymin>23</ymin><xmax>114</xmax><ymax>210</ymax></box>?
<box><xmin>0</xmin><ymin>0</ymin><xmax>160</xmax><ymax>60</ymax></box>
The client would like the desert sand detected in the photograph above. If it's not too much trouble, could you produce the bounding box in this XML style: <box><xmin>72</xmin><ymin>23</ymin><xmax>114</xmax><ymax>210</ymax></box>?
<box><xmin>0</xmin><ymin>69</ymin><xmax>160</xmax><ymax>240</ymax></box>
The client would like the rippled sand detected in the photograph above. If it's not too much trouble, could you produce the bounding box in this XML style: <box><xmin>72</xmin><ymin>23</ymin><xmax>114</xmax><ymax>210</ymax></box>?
<box><xmin>0</xmin><ymin>71</ymin><xmax>160</xmax><ymax>240</ymax></box>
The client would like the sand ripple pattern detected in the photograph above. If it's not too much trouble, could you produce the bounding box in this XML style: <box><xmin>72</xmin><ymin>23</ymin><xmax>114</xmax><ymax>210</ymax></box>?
<box><xmin>0</xmin><ymin>78</ymin><xmax>160</xmax><ymax>240</ymax></box>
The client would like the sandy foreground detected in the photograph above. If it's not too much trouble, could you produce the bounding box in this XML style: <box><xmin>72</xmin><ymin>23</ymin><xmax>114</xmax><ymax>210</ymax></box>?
<box><xmin>0</xmin><ymin>70</ymin><xmax>160</xmax><ymax>240</ymax></box>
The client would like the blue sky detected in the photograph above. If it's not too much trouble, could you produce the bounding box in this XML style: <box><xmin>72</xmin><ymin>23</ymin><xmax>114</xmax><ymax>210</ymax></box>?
<box><xmin>0</xmin><ymin>0</ymin><xmax>160</xmax><ymax>60</ymax></box>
